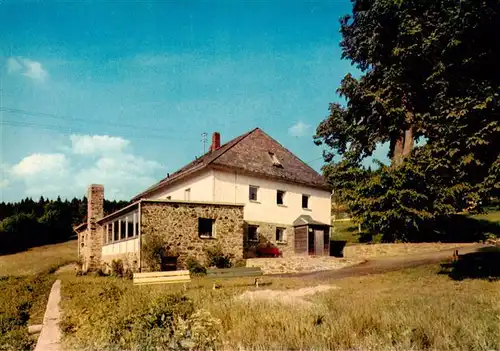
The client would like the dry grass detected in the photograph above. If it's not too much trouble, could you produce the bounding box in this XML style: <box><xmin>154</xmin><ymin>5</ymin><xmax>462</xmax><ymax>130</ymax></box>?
<box><xmin>0</xmin><ymin>240</ymin><xmax>77</xmax><ymax>277</ymax></box>
<box><xmin>343</xmin><ymin>242</ymin><xmax>479</xmax><ymax>259</ymax></box>
<box><xmin>60</xmin><ymin>262</ymin><xmax>500</xmax><ymax>350</ymax></box>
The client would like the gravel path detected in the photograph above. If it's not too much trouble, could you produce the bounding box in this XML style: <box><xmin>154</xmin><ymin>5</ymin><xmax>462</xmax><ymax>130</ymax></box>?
<box><xmin>274</xmin><ymin>244</ymin><xmax>487</xmax><ymax>280</ymax></box>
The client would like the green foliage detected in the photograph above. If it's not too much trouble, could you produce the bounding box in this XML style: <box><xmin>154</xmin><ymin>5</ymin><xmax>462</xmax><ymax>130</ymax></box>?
<box><xmin>142</xmin><ymin>234</ymin><xmax>177</xmax><ymax>271</ymax></box>
<box><xmin>0</xmin><ymin>272</ymin><xmax>55</xmax><ymax>350</ymax></box>
<box><xmin>315</xmin><ymin>0</ymin><xmax>500</xmax><ymax>241</ymax></box>
<box><xmin>0</xmin><ymin>196</ymin><xmax>128</xmax><ymax>255</ymax></box>
<box><xmin>61</xmin><ymin>279</ymin><xmax>223</xmax><ymax>350</ymax></box>
<box><xmin>110</xmin><ymin>259</ymin><xmax>124</xmax><ymax>278</ymax></box>
<box><xmin>186</xmin><ymin>257</ymin><xmax>207</xmax><ymax>276</ymax></box>
<box><xmin>205</xmin><ymin>246</ymin><xmax>233</xmax><ymax>269</ymax></box>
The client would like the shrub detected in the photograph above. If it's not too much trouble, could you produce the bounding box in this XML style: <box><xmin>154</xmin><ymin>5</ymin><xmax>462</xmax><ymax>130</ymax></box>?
<box><xmin>110</xmin><ymin>259</ymin><xmax>124</xmax><ymax>278</ymax></box>
<box><xmin>142</xmin><ymin>234</ymin><xmax>178</xmax><ymax>271</ymax></box>
<box><xmin>205</xmin><ymin>246</ymin><xmax>233</xmax><ymax>269</ymax></box>
<box><xmin>186</xmin><ymin>257</ymin><xmax>207</xmax><ymax>276</ymax></box>
<box><xmin>233</xmin><ymin>258</ymin><xmax>247</xmax><ymax>268</ymax></box>
<box><xmin>124</xmin><ymin>269</ymin><xmax>134</xmax><ymax>280</ymax></box>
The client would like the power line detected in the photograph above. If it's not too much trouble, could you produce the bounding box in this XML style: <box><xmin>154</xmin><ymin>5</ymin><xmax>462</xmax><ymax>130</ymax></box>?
<box><xmin>0</xmin><ymin>120</ymin><xmax>195</xmax><ymax>141</ymax></box>
<box><xmin>0</xmin><ymin>107</ymin><xmax>188</xmax><ymax>134</ymax></box>
<box><xmin>305</xmin><ymin>156</ymin><xmax>324</xmax><ymax>165</ymax></box>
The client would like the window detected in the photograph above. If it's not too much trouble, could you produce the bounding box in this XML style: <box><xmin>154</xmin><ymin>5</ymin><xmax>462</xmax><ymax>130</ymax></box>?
<box><xmin>198</xmin><ymin>218</ymin><xmax>214</xmax><ymax>238</ymax></box>
<box><xmin>113</xmin><ymin>221</ymin><xmax>119</xmax><ymax>241</ymax></box>
<box><xmin>107</xmin><ymin>223</ymin><xmax>113</xmax><ymax>242</ymax></box>
<box><xmin>127</xmin><ymin>216</ymin><xmax>134</xmax><ymax>238</ymax></box>
<box><xmin>248</xmin><ymin>225</ymin><xmax>259</xmax><ymax>242</ymax></box>
<box><xmin>249</xmin><ymin>185</ymin><xmax>258</xmax><ymax>201</ymax></box>
<box><xmin>302</xmin><ymin>195</ymin><xmax>310</xmax><ymax>209</ymax></box>
<box><xmin>277</xmin><ymin>190</ymin><xmax>285</xmax><ymax>205</ymax></box>
<box><xmin>120</xmin><ymin>219</ymin><xmax>126</xmax><ymax>239</ymax></box>
<box><xmin>184</xmin><ymin>188</ymin><xmax>191</xmax><ymax>201</ymax></box>
<box><xmin>166</xmin><ymin>196</ymin><xmax>171</xmax><ymax>200</ymax></box>
<box><xmin>134</xmin><ymin>212</ymin><xmax>139</xmax><ymax>237</ymax></box>
<box><xmin>103</xmin><ymin>225</ymin><xmax>108</xmax><ymax>244</ymax></box>
<box><xmin>268</xmin><ymin>152</ymin><xmax>282</xmax><ymax>167</ymax></box>
<box><xmin>276</xmin><ymin>227</ymin><xmax>286</xmax><ymax>243</ymax></box>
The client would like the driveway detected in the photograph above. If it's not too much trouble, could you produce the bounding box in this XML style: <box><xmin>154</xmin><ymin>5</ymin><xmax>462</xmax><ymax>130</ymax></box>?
<box><xmin>274</xmin><ymin>244</ymin><xmax>487</xmax><ymax>280</ymax></box>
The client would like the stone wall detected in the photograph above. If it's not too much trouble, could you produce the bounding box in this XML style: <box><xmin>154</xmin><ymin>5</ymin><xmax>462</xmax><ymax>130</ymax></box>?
<box><xmin>244</xmin><ymin>220</ymin><xmax>295</xmax><ymax>258</ymax></box>
<box><xmin>82</xmin><ymin>184</ymin><xmax>104</xmax><ymax>272</ymax></box>
<box><xmin>140</xmin><ymin>201</ymin><xmax>245</xmax><ymax>270</ymax></box>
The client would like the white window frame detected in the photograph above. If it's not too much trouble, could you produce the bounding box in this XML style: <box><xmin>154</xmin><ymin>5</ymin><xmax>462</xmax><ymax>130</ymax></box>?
<box><xmin>276</xmin><ymin>227</ymin><xmax>286</xmax><ymax>243</ymax></box>
<box><xmin>184</xmin><ymin>188</ymin><xmax>191</xmax><ymax>201</ymax></box>
<box><xmin>249</xmin><ymin>185</ymin><xmax>259</xmax><ymax>202</ymax></box>
<box><xmin>302</xmin><ymin>194</ymin><xmax>310</xmax><ymax>209</ymax></box>
<box><xmin>198</xmin><ymin>217</ymin><xmax>215</xmax><ymax>239</ymax></box>
<box><xmin>277</xmin><ymin>190</ymin><xmax>286</xmax><ymax>206</ymax></box>
<box><xmin>247</xmin><ymin>225</ymin><xmax>259</xmax><ymax>242</ymax></box>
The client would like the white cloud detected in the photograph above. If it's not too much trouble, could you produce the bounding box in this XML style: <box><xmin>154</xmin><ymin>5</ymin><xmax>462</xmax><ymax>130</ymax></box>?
<box><xmin>7</xmin><ymin>135</ymin><xmax>164</xmax><ymax>200</ymax></box>
<box><xmin>74</xmin><ymin>153</ymin><xmax>162</xmax><ymax>199</ymax></box>
<box><xmin>7</xmin><ymin>57</ymin><xmax>22</xmax><ymax>73</ymax></box>
<box><xmin>11</xmin><ymin>153</ymin><xmax>68</xmax><ymax>177</ymax></box>
<box><xmin>10</xmin><ymin>153</ymin><xmax>71</xmax><ymax>198</ymax></box>
<box><xmin>70</xmin><ymin>134</ymin><xmax>130</xmax><ymax>155</ymax></box>
<box><xmin>288</xmin><ymin>121</ymin><xmax>311</xmax><ymax>137</ymax></box>
<box><xmin>6</xmin><ymin>57</ymin><xmax>48</xmax><ymax>82</ymax></box>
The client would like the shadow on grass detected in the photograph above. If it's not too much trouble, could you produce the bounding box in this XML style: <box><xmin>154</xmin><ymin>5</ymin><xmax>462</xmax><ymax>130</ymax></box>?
<box><xmin>440</xmin><ymin>247</ymin><xmax>500</xmax><ymax>281</ymax></box>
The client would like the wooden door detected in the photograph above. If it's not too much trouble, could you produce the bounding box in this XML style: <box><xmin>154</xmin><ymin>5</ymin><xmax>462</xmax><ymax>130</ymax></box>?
<box><xmin>314</xmin><ymin>230</ymin><xmax>324</xmax><ymax>256</ymax></box>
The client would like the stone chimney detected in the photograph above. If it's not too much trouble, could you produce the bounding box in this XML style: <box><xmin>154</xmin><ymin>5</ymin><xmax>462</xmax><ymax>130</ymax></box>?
<box><xmin>210</xmin><ymin>132</ymin><xmax>221</xmax><ymax>152</ymax></box>
<box><xmin>84</xmin><ymin>184</ymin><xmax>104</xmax><ymax>271</ymax></box>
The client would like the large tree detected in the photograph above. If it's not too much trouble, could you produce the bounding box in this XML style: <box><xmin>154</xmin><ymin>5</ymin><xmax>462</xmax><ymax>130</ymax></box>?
<box><xmin>315</xmin><ymin>0</ymin><xmax>500</xmax><ymax>240</ymax></box>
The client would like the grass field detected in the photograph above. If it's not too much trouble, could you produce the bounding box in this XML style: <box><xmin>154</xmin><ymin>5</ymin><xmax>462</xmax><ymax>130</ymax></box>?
<box><xmin>60</xmin><ymin>256</ymin><xmax>500</xmax><ymax>350</ymax></box>
<box><xmin>0</xmin><ymin>240</ymin><xmax>77</xmax><ymax>277</ymax></box>
<box><xmin>0</xmin><ymin>239</ymin><xmax>77</xmax><ymax>351</ymax></box>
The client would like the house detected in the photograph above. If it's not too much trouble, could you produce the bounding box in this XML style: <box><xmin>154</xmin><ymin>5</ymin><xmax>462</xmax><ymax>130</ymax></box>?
<box><xmin>76</xmin><ymin>128</ymin><xmax>332</xmax><ymax>273</ymax></box>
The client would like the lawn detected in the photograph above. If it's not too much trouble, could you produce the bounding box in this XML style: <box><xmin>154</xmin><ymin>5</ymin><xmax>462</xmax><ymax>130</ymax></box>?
<box><xmin>0</xmin><ymin>239</ymin><xmax>77</xmax><ymax>351</ymax></box>
<box><xmin>60</xmin><ymin>255</ymin><xmax>500</xmax><ymax>350</ymax></box>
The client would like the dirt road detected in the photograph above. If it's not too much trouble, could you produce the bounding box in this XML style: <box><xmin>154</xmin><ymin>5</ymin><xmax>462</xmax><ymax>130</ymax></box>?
<box><xmin>275</xmin><ymin>244</ymin><xmax>487</xmax><ymax>280</ymax></box>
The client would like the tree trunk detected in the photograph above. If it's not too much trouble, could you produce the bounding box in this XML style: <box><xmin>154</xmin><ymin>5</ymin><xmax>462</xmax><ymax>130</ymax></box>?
<box><xmin>392</xmin><ymin>134</ymin><xmax>405</xmax><ymax>167</ymax></box>
<box><xmin>391</xmin><ymin>127</ymin><xmax>414</xmax><ymax>167</ymax></box>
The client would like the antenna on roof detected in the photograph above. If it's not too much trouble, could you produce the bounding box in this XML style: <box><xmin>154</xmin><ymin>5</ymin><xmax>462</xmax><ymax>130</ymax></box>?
<box><xmin>201</xmin><ymin>132</ymin><xmax>208</xmax><ymax>154</ymax></box>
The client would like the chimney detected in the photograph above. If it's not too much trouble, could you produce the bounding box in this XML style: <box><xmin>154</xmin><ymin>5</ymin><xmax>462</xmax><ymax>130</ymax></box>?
<box><xmin>210</xmin><ymin>132</ymin><xmax>221</xmax><ymax>152</ymax></box>
<box><xmin>85</xmin><ymin>184</ymin><xmax>104</xmax><ymax>271</ymax></box>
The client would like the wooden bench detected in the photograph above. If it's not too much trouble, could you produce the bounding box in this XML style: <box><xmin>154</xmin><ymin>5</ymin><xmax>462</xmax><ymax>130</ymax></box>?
<box><xmin>206</xmin><ymin>267</ymin><xmax>263</xmax><ymax>289</ymax></box>
<box><xmin>133</xmin><ymin>270</ymin><xmax>191</xmax><ymax>286</ymax></box>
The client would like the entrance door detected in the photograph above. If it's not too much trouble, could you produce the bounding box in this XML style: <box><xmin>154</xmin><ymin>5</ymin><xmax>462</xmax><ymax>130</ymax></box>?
<box><xmin>314</xmin><ymin>230</ymin><xmax>324</xmax><ymax>256</ymax></box>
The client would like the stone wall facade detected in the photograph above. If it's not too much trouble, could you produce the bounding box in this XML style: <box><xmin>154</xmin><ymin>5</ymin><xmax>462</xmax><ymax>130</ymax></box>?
<box><xmin>140</xmin><ymin>201</ymin><xmax>245</xmax><ymax>270</ymax></box>
<box><xmin>244</xmin><ymin>220</ymin><xmax>295</xmax><ymax>258</ymax></box>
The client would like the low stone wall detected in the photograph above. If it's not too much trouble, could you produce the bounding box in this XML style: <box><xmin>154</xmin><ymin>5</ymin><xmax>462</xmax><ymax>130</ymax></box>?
<box><xmin>343</xmin><ymin>242</ymin><xmax>479</xmax><ymax>259</ymax></box>
<box><xmin>246</xmin><ymin>256</ymin><xmax>363</xmax><ymax>275</ymax></box>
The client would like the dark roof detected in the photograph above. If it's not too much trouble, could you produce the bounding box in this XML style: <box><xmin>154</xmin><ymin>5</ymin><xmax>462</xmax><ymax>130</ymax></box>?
<box><xmin>132</xmin><ymin>128</ymin><xmax>330</xmax><ymax>200</ymax></box>
<box><xmin>73</xmin><ymin>222</ymin><xmax>87</xmax><ymax>232</ymax></box>
<box><xmin>293</xmin><ymin>215</ymin><xmax>331</xmax><ymax>227</ymax></box>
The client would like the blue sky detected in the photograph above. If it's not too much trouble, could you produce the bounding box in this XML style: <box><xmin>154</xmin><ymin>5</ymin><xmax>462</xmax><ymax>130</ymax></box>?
<box><xmin>0</xmin><ymin>0</ymin><xmax>381</xmax><ymax>202</ymax></box>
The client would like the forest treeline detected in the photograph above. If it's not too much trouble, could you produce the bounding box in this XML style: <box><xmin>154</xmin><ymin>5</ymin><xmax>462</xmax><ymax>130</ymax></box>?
<box><xmin>0</xmin><ymin>196</ymin><xmax>128</xmax><ymax>255</ymax></box>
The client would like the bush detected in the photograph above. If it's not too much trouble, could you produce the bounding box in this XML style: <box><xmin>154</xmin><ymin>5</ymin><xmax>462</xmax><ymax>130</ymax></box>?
<box><xmin>186</xmin><ymin>257</ymin><xmax>207</xmax><ymax>276</ymax></box>
<box><xmin>124</xmin><ymin>269</ymin><xmax>133</xmax><ymax>280</ymax></box>
<box><xmin>233</xmin><ymin>258</ymin><xmax>247</xmax><ymax>268</ymax></box>
<box><xmin>110</xmin><ymin>259</ymin><xmax>124</xmax><ymax>278</ymax></box>
<box><xmin>142</xmin><ymin>234</ymin><xmax>178</xmax><ymax>271</ymax></box>
<box><xmin>205</xmin><ymin>246</ymin><xmax>233</xmax><ymax>269</ymax></box>
<box><xmin>60</xmin><ymin>279</ymin><xmax>223</xmax><ymax>350</ymax></box>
